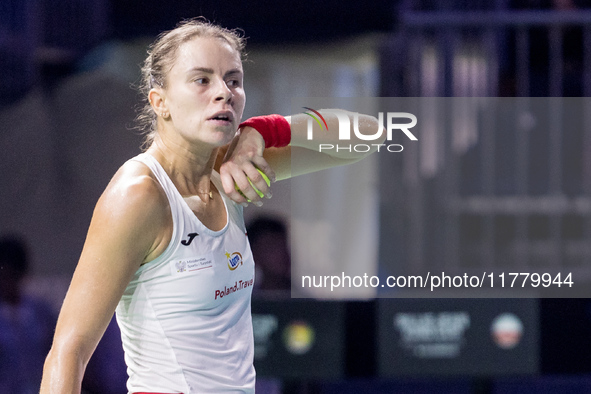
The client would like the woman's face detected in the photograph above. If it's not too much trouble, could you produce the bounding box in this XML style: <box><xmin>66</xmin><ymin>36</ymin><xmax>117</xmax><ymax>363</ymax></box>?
<box><xmin>161</xmin><ymin>36</ymin><xmax>245</xmax><ymax>148</ymax></box>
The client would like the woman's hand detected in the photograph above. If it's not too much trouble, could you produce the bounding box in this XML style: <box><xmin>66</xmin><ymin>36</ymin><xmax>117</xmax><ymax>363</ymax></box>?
<box><xmin>219</xmin><ymin>126</ymin><xmax>276</xmax><ymax>207</ymax></box>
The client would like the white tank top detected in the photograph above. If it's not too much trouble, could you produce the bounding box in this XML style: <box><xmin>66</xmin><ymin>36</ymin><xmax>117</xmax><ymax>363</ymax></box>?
<box><xmin>115</xmin><ymin>153</ymin><xmax>256</xmax><ymax>394</ymax></box>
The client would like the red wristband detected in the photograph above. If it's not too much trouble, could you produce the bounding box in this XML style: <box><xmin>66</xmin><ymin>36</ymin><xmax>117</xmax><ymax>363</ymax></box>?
<box><xmin>239</xmin><ymin>114</ymin><xmax>291</xmax><ymax>148</ymax></box>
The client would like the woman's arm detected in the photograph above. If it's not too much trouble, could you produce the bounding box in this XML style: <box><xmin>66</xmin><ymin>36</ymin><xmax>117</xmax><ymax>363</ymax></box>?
<box><xmin>218</xmin><ymin>109</ymin><xmax>384</xmax><ymax>202</ymax></box>
<box><xmin>265</xmin><ymin>111</ymin><xmax>384</xmax><ymax>180</ymax></box>
<box><xmin>40</xmin><ymin>162</ymin><xmax>170</xmax><ymax>394</ymax></box>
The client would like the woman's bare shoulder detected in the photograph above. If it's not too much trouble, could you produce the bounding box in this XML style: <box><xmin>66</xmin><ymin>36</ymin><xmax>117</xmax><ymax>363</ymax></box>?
<box><xmin>81</xmin><ymin>158</ymin><xmax>173</xmax><ymax>265</ymax></box>
<box><xmin>108</xmin><ymin>158</ymin><xmax>165</xmax><ymax>201</ymax></box>
<box><xmin>95</xmin><ymin>158</ymin><xmax>170</xmax><ymax>233</ymax></box>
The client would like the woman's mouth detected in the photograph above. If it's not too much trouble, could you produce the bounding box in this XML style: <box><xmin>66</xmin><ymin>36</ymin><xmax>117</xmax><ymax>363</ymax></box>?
<box><xmin>208</xmin><ymin>112</ymin><xmax>234</xmax><ymax>126</ymax></box>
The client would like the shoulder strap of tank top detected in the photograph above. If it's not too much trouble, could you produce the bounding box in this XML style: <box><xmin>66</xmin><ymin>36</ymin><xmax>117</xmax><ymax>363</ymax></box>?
<box><xmin>130</xmin><ymin>153</ymin><xmax>183</xmax><ymax>268</ymax></box>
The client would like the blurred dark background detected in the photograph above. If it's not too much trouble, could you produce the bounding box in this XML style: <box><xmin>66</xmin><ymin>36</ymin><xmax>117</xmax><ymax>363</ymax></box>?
<box><xmin>0</xmin><ymin>0</ymin><xmax>396</xmax><ymax>106</ymax></box>
<box><xmin>3</xmin><ymin>0</ymin><xmax>591</xmax><ymax>393</ymax></box>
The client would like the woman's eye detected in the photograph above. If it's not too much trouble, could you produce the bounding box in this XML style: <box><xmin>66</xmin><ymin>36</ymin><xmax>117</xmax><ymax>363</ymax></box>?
<box><xmin>194</xmin><ymin>78</ymin><xmax>209</xmax><ymax>84</ymax></box>
<box><xmin>227</xmin><ymin>79</ymin><xmax>240</xmax><ymax>87</ymax></box>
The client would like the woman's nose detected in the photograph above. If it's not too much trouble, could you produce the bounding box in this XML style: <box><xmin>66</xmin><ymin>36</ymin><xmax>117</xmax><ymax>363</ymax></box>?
<box><xmin>214</xmin><ymin>79</ymin><xmax>232</xmax><ymax>103</ymax></box>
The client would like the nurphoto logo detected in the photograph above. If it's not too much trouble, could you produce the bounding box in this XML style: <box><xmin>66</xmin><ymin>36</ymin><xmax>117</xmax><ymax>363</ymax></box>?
<box><xmin>302</xmin><ymin>107</ymin><xmax>418</xmax><ymax>153</ymax></box>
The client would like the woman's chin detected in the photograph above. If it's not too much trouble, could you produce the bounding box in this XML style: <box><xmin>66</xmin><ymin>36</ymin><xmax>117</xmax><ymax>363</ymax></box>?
<box><xmin>193</xmin><ymin>133</ymin><xmax>235</xmax><ymax>149</ymax></box>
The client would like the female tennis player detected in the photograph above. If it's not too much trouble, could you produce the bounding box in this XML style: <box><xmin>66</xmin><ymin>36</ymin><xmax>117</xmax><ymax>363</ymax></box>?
<box><xmin>40</xmin><ymin>18</ymin><xmax>382</xmax><ymax>394</ymax></box>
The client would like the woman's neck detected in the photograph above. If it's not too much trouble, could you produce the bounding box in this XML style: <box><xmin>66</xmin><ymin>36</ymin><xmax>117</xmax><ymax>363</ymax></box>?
<box><xmin>147</xmin><ymin>136</ymin><xmax>219</xmax><ymax>198</ymax></box>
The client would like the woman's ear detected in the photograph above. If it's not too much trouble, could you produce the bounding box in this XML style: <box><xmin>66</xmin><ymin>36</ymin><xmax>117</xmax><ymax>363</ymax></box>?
<box><xmin>149</xmin><ymin>88</ymin><xmax>169</xmax><ymax>119</ymax></box>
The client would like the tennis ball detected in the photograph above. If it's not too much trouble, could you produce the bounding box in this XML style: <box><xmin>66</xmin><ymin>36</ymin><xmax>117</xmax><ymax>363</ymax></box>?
<box><xmin>235</xmin><ymin>168</ymin><xmax>271</xmax><ymax>200</ymax></box>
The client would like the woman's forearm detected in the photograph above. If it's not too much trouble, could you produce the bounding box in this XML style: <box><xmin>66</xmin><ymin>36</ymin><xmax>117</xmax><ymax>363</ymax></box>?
<box><xmin>40</xmin><ymin>346</ymin><xmax>86</xmax><ymax>394</ymax></box>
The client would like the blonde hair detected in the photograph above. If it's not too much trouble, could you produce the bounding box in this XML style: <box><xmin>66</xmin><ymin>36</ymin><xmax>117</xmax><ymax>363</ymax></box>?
<box><xmin>135</xmin><ymin>18</ymin><xmax>246</xmax><ymax>148</ymax></box>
